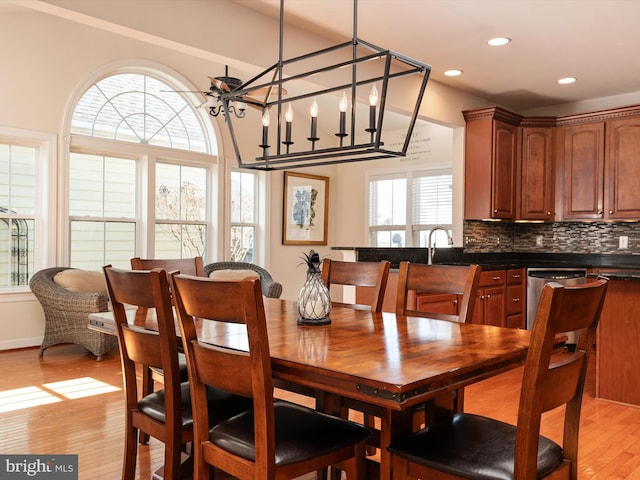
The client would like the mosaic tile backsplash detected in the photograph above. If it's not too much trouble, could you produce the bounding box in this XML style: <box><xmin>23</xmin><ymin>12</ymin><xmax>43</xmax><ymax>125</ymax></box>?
<box><xmin>463</xmin><ymin>221</ymin><xmax>640</xmax><ymax>255</ymax></box>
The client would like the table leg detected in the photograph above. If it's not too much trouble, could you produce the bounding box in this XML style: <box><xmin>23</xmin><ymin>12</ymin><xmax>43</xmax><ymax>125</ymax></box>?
<box><xmin>378</xmin><ymin>408</ymin><xmax>413</xmax><ymax>480</ymax></box>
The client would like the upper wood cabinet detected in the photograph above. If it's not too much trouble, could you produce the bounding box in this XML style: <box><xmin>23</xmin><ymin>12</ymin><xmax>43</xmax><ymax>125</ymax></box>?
<box><xmin>464</xmin><ymin>107</ymin><xmax>520</xmax><ymax>220</ymax></box>
<box><xmin>561</xmin><ymin>122</ymin><xmax>605</xmax><ymax>220</ymax></box>
<box><xmin>519</xmin><ymin>126</ymin><xmax>555</xmax><ymax>221</ymax></box>
<box><xmin>606</xmin><ymin>117</ymin><xmax>640</xmax><ymax>219</ymax></box>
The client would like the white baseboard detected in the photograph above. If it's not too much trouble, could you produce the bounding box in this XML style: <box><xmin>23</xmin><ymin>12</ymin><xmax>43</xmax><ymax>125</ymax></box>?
<box><xmin>0</xmin><ymin>337</ymin><xmax>42</xmax><ymax>351</ymax></box>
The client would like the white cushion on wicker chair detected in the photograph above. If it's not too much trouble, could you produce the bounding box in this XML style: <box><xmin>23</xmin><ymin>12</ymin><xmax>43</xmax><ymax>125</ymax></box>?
<box><xmin>208</xmin><ymin>269</ymin><xmax>260</xmax><ymax>281</ymax></box>
<box><xmin>54</xmin><ymin>269</ymin><xmax>108</xmax><ymax>294</ymax></box>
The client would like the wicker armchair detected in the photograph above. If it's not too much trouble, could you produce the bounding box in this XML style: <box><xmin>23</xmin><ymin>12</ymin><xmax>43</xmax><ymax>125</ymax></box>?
<box><xmin>29</xmin><ymin>267</ymin><xmax>117</xmax><ymax>361</ymax></box>
<box><xmin>203</xmin><ymin>262</ymin><xmax>283</xmax><ymax>298</ymax></box>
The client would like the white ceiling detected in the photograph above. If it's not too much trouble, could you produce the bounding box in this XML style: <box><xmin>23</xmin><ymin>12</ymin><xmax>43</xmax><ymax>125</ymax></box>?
<box><xmin>233</xmin><ymin>0</ymin><xmax>640</xmax><ymax>113</ymax></box>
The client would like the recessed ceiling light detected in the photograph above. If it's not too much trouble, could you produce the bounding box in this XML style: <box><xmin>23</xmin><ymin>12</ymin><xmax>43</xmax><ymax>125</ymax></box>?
<box><xmin>558</xmin><ymin>77</ymin><xmax>577</xmax><ymax>85</ymax></box>
<box><xmin>488</xmin><ymin>37</ymin><xmax>511</xmax><ymax>46</ymax></box>
<box><xmin>444</xmin><ymin>69</ymin><xmax>463</xmax><ymax>77</ymax></box>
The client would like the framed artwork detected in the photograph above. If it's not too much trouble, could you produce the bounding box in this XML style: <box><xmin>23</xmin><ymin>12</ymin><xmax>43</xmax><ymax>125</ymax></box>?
<box><xmin>283</xmin><ymin>171</ymin><xmax>329</xmax><ymax>245</ymax></box>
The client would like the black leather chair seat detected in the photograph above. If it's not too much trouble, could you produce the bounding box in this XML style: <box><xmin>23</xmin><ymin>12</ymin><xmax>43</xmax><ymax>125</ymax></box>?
<box><xmin>149</xmin><ymin>352</ymin><xmax>189</xmax><ymax>382</ymax></box>
<box><xmin>210</xmin><ymin>401</ymin><xmax>370</xmax><ymax>465</ymax></box>
<box><xmin>387</xmin><ymin>413</ymin><xmax>563</xmax><ymax>480</ymax></box>
<box><xmin>139</xmin><ymin>382</ymin><xmax>252</xmax><ymax>428</ymax></box>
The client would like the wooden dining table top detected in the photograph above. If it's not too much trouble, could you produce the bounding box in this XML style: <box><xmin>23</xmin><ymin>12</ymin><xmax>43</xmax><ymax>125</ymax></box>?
<box><xmin>89</xmin><ymin>297</ymin><xmax>531</xmax><ymax>412</ymax></box>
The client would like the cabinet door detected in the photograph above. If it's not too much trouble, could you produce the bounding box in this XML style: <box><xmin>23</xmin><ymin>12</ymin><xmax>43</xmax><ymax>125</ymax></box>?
<box><xmin>483</xmin><ymin>286</ymin><xmax>506</xmax><ymax>327</ymax></box>
<box><xmin>416</xmin><ymin>293</ymin><xmax>458</xmax><ymax>316</ymax></box>
<box><xmin>563</xmin><ymin>122</ymin><xmax>605</xmax><ymax>220</ymax></box>
<box><xmin>520</xmin><ymin>127</ymin><xmax>554</xmax><ymax>220</ymax></box>
<box><xmin>491</xmin><ymin>120</ymin><xmax>519</xmax><ymax>219</ymax></box>
<box><xmin>606</xmin><ymin>117</ymin><xmax>640</xmax><ymax>219</ymax></box>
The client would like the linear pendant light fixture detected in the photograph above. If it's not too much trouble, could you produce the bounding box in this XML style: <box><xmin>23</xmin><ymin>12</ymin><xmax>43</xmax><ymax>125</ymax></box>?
<box><xmin>217</xmin><ymin>0</ymin><xmax>431</xmax><ymax>171</ymax></box>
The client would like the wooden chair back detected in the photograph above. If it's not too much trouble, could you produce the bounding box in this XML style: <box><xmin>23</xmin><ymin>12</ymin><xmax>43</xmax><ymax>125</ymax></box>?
<box><xmin>514</xmin><ymin>278</ymin><xmax>608</xmax><ymax>478</ymax></box>
<box><xmin>171</xmin><ymin>273</ymin><xmax>368</xmax><ymax>480</ymax></box>
<box><xmin>396</xmin><ymin>262</ymin><xmax>481</xmax><ymax>322</ymax></box>
<box><xmin>321</xmin><ymin>259</ymin><xmax>391</xmax><ymax>312</ymax></box>
<box><xmin>130</xmin><ymin>256</ymin><xmax>205</xmax><ymax>277</ymax></box>
<box><xmin>103</xmin><ymin>266</ymin><xmax>186</xmax><ymax>480</ymax></box>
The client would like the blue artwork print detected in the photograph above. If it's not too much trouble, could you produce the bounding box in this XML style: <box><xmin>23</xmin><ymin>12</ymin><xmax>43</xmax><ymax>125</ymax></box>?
<box><xmin>292</xmin><ymin>186</ymin><xmax>318</xmax><ymax>229</ymax></box>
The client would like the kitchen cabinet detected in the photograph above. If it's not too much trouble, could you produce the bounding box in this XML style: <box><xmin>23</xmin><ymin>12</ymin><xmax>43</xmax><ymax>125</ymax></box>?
<box><xmin>463</xmin><ymin>107</ymin><xmax>520</xmax><ymax>220</ymax></box>
<box><xmin>519</xmin><ymin>126</ymin><xmax>555</xmax><ymax>221</ymax></box>
<box><xmin>560</xmin><ymin>113</ymin><xmax>640</xmax><ymax>221</ymax></box>
<box><xmin>596</xmin><ymin>277</ymin><xmax>640</xmax><ymax>407</ymax></box>
<box><xmin>605</xmin><ymin>116</ymin><xmax>640</xmax><ymax>219</ymax></box>
<box><xmin>561</xmin><ymin>122</ymin><xmax>606</xmax><ymax>220</ymax></box>
<box><xmin>506</xmin><ymin>268</ymin><xmax>525</xmax><ymax>329</ymax></box>
<box><xmin>472</xmin><ymin>269</ymin><xmax>506</xmax><ymax>327</ymax></box>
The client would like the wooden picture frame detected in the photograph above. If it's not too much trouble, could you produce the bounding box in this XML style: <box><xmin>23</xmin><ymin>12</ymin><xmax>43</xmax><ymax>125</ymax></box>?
<box><xmin>283</xmin><ymin>171</ymin><xmax>329</xmax><ymax>245</ymax></box>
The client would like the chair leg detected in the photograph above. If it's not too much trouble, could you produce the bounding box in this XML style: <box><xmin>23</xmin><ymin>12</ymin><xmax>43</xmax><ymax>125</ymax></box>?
<box><xmin>123</xmin><ymin>424</ymin><xmax>138</xmax><ymax>480</ymax></box>
<box><xmin>139</xmin><ymin>368</ymin><xmax>153</xmax><ymax>445</ymax></box>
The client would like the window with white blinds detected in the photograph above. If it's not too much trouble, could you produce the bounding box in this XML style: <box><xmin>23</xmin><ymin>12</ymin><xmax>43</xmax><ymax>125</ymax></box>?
<box><xmin>368</xmin><ymin>170</ymin><xmax>452</xmax><ymax>247</ymax></box>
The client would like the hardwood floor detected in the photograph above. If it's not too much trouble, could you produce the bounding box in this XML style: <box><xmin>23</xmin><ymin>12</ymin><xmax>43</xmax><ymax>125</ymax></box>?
<box><xmin>1</xmin><ymin>344</ymin><xmax>639</xmax><ymax>479</ymax></box>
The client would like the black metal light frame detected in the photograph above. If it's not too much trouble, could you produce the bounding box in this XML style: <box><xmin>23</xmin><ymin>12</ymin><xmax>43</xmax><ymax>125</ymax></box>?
<box><xmin>219</xmin><ymin>0</ymin><xmax>431</xmax><ymax>171</ymax></box>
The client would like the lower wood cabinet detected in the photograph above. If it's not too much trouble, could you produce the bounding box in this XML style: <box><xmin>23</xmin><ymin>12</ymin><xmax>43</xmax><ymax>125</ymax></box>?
<box><xmin>356</xmin><ymin>266</ymin><xmax>526</xmax><ymax>330</ymax></box>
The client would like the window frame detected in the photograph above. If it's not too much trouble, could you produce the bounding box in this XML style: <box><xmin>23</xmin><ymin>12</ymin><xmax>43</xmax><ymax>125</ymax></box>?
<box><xmin>367</xmin><ymin>168</ymin><xmax>453</xmax><ymax>248</ymax></box>
<box><xmin>0</xmin><ymin>126</ymin><xmax>56</xmax><ymax>294</ymax></box>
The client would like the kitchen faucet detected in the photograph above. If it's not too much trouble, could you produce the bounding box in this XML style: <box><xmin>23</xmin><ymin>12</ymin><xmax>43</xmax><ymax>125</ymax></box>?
<box><xmin>427</xmin><ymin>226</ymin><xmax>453</xmax><ymax>265</ymax></box>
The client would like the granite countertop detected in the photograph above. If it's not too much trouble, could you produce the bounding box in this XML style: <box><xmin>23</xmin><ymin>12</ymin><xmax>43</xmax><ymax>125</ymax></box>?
<box><xmin>588</xmin><ymin>271</ymin><xmax>640</xmax><ymax>281</ymax></box>
<box><xmin>350</xmin><ymin>247</ymin><xmax>640</xmax><ymax>270</ymax></box>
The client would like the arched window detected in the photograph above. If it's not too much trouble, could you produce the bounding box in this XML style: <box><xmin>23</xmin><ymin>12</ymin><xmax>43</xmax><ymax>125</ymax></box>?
<box><xmin>67</xmin><ymin>71</ymin><xmax>219</xmax><ymax>269</ymax></box>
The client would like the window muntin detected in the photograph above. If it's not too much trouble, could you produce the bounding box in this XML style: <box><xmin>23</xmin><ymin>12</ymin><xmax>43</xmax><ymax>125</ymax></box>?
<box><xmin>369</xmin><ymin>170</ymin><xmax>452</xmax><ymax>248</ymax></box>
<box><xmin>155</xmin><ymin>163</ymin><xmax>207</xmax><ymax>259</ymax></box>
<box><xmin>0</xmin><ymin>144</ymin><xmax>37</xmax><ymax>286</ymax></box>
<box><xmin>230</xmin><ymin>170</ymin><xmax>256</xmax><ymax>262</ymax></box>
<box><xmin>71</xmin><ymin>73</ymin><xmax>212</xmax><ymax>154</ymax></box>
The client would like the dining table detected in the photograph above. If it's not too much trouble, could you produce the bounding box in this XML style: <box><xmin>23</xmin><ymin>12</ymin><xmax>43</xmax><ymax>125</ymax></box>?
<box><xmin>89</xmin><ymin>297</ymin><xmax>531</xmax><ymax>480</ymax></box>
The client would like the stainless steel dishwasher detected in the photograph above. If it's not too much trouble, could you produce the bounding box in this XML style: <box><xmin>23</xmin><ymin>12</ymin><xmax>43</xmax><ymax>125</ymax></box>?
<box><xmin>527</xmin><ymin>268</ymin><xmax>587</xmax><ymax>345</ymax></box>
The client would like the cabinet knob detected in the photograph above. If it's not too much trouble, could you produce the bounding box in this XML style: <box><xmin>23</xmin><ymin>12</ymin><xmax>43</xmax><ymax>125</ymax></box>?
<box><xmin>609</xmin><ymin>210</ymin><xmax>613</xmax><ymax>214</ymax></box>
<box><xmin>492</xmin><ymin>276</ymin><xmax>501</xmax><ymax>281</ymax></box>
<box><xmin>512</xmin><ymin>298</ymin><xmax>520</xmax><ymax>303</ymax></box>
<box><xmin>486</xmin><ymin>294</ymin><xmax>491</xmax><ymax>300</ymax></box>
<box><xmin>547</xmin><ymin>211</ymin><xmax>551</xmax><ymax>216</ymax></box>
<box><xmin>453</xmin><ymin>299</ymin><xmax>458</xmax><ymax>305</ymax></box>
<box><xmin>598</xmin><ymin>210</ymin><xmax>603</xmax><ymax>215</ymax></box>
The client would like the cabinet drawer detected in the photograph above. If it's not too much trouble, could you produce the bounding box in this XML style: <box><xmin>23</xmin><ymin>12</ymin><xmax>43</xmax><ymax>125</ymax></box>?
<box><xmin>507</xmin><ymin>268</ymin><xmax>524</xmax><ymax>285</ymax></box>
<box><xmin>479</xmin><ymin>269</ymin><xmax>506</xmax><ymax>287</ymax></box>
<box><xmin>507</xmin><ymin>284</ymin><xmax>524</xmax><ymax>314</ymax></box>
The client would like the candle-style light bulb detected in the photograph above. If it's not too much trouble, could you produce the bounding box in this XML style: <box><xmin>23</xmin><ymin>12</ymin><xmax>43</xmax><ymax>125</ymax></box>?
<box><xmin>368</xmin><ymin>84</ymin><xmax>378</xmax><ymax>133</ymax></box>
<box><xmin>284</xmin><ymin>104</ymin><xmax>293</xmax><ymax>145</ymax></box>
<box><xmin>309</xmin><ymin>98</ymin><xmax>319</xmax><ymax>140</ymax></box>
<box><xmin>338</xmin><ymin>91</ymin><xmax>348</xmax><ymax>137</ymax></box>
<box><xmin>339</xmin><ymin>91</ymin><xmax>348</xmax><ymax>113</ymax></box>
<box><xmin>261</xmin><ymin>110</ymin><xmax>270</xmax><ymax>148</ymax></box>
<box><xmin>369</xmin><ymin>84</ymin><xmax>379</xmax><ymax>107</ymax></box>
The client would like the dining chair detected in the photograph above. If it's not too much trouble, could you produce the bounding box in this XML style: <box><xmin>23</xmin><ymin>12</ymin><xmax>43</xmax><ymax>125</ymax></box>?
<box><xmin>388</xmin><ymin>278</ymin><xmax>609</xmax><ymax>480</ymax></box>
<box><xmin>103</xmin><ymin>266</ymin><xmax>252</xmax><ymax>480</ymax></box>
<box><xmin>321</xmin><ymin>259</ymin><xmax>391</xmax><ymax>463</ymax></box>
<box><xmin>130</xmin><ymin>256</ymin><xmax>205</xmax><ymax>276</ymax></box>
<box><xmin>395</xmin><ymin>262</ymin><xmax>482</xmax><ymax>426</ymax></box>
<box><xmin>321</xmin><ymin>259</ymin><xmax>391</xmax><ymax>312</ymax></box>
<box><xmin>170</xmin><ymin>272</ymin><xmax>370</xmax><ymax>480</ymax></box>
<box><xmin>395</xmin><ymin>261</ymin><xmax>482</xmax><ymax>322</ymax></box>
<box><xmin>130</xmin><ymin>256</ymin><xmax>205</xmax><ymax>443</ymax></box>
